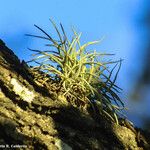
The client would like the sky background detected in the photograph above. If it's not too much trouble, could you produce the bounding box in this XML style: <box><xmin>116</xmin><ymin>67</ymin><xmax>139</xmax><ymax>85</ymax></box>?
<box><xmin>0</xmin><ymin>0</ymin><xmax>149</xmax><ymax>128</ymax></box>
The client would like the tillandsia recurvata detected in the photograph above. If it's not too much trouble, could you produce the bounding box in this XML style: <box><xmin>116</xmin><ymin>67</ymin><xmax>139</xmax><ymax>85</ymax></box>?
<box><xmin>26</xmin><ymin>19</ymin><xmax>125</xmax><ymax>124</ymax></box>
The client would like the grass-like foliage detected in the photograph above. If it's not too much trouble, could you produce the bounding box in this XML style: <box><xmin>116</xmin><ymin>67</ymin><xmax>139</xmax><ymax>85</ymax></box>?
<box><xmin>26</xmin><ymin>20</ymin><xmax>124</xmax><ymax>123</ymax></box>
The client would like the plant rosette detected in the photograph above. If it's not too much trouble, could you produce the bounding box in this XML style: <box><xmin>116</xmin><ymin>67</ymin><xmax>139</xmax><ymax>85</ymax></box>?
<box><xmin>26</xmin><ymin>20</ymin><xmax>124</xmax><ymax>124</ymax></box>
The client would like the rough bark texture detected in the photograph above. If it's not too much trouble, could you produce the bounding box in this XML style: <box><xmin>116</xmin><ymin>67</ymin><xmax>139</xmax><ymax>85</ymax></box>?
<box><xmin>0</xmin><ymin>39</ymin><xmax>150</xmax><ymax>150</ymax></box>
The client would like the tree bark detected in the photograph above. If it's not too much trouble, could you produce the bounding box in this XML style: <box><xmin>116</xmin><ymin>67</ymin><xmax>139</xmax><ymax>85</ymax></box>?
<box><xmin>0</xmin><ymin>39</ymin><xmax>150</xmax><ymax>150</ymax></box>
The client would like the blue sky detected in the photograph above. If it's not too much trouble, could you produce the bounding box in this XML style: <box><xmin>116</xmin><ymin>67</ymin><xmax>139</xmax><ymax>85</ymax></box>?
<box><xmin>0</xmin><ymin>0</ymin><xmax>148</xmax><ymax>127</ymax></box>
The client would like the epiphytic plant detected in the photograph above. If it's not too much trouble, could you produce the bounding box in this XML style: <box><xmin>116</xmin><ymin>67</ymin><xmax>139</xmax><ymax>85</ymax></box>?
<box><xmin>27</xmin><ymin>20</ymin><xmax>124</xmax><ymax>123</ymax></box>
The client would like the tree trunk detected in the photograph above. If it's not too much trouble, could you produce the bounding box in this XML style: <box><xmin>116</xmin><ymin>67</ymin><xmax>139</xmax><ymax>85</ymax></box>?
<box><xmin>0</xmin><ymin>39</ymin><xmax>150</xmax><ymax>150</ymax></box>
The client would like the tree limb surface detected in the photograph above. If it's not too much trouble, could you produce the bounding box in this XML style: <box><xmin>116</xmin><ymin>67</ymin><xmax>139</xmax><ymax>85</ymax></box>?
<box><xmin>0</xmin><ymin>39</ymin><xmax>150</xmax><ymax>150</ymax></box>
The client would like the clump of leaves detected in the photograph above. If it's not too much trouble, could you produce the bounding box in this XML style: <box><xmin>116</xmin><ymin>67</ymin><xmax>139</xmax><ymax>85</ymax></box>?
<box><xmin>26</xmin><ymin>20</ymin><xmax>124</xmax><ymax>123</ymax></box>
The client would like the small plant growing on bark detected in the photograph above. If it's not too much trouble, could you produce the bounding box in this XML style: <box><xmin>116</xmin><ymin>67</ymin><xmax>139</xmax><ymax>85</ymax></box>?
<box><xmin>27</xmin><ymin>20</ymin><xmax>124</xmax><ymax>123</ymax></box>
